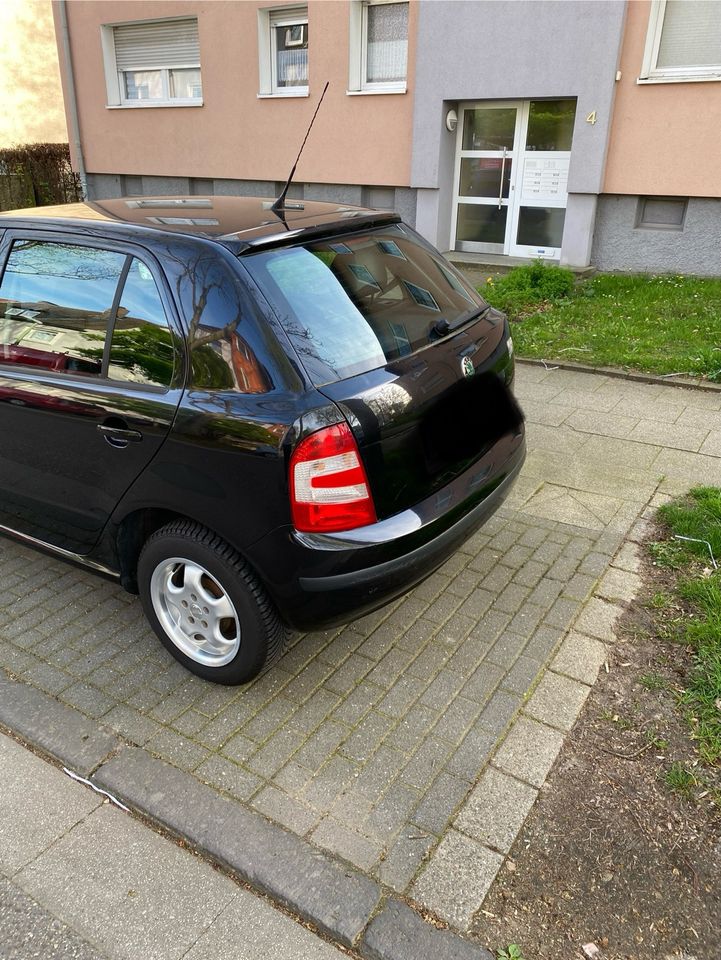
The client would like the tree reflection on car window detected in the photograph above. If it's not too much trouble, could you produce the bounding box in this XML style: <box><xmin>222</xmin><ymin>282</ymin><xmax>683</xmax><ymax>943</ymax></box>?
<box><xmin>0</xmin><ymin>240</ymin><xmax>125</xmax><ymax>375</ymax></box>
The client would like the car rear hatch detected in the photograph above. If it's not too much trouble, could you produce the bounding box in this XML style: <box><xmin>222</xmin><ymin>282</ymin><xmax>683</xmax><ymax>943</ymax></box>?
<box><xmin>242</xmin><ymin>222</ymin><xmax>523</xmax><ymax>522</ymax></box>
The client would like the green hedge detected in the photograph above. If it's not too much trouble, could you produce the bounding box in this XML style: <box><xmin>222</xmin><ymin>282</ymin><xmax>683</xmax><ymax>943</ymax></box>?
<box><xmin>0</xmin><ymin>142</ymin><xmax>82</xmax><ymax>211</ymax></box>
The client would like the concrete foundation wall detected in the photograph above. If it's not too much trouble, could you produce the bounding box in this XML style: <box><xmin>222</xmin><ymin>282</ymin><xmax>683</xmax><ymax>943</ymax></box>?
<box><xmin>85</xmin><ymin>174</ymin><xmax>418</xmax><ymax>226</ymax></box>
<box><xmin>592</xmin><ymin>195</ymin><xmax>721</xmax><ymax>276</ymax></box>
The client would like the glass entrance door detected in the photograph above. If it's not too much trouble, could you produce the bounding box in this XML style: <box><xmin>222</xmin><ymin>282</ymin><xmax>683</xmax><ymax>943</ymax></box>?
<box><xmin>452</xmin><ymin>99</ymin><xmax>576</xmax><ymax>259</ymax></box>
<box><xmin>452</xmin><ymin>104</ymin><xmax>520</xmax><ymax>254</ymax></box>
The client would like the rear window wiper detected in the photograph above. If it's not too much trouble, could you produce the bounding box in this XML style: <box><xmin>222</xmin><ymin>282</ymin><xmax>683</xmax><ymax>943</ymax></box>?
<box><xmin>432</xmin><ymin>304</ymin><xmax>492</xmax><ymax>339</ymax></box>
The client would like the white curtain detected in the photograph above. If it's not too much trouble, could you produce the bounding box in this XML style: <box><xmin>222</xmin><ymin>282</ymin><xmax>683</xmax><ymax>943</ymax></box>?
<box><xmin>367</xmin><ymin>3</ymin><xmax>408</xmax><ymax>83</ymax></box>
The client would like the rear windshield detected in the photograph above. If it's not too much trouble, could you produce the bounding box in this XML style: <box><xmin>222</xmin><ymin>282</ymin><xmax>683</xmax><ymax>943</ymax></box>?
<box><xmin>243</xmin><ymin>223</ymin><xmax>487</xmax><ymax>385</ymax></box>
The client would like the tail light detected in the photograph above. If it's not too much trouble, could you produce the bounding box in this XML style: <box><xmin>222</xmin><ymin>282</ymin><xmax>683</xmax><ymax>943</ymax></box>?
<box><xmin>289</xmin><ymin>422</ymin><xmax>377</xmax><ymax>533</ymax></box>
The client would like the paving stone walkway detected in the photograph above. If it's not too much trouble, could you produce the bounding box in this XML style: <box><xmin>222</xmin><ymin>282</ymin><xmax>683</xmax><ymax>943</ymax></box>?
<box><xmin>0</xmin><ymin>365</ymin><xmax>719</xmax><ymax>938</ymax></box>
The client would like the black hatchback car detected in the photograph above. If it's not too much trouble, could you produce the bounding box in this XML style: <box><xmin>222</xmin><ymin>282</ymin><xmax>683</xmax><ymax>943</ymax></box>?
<box><xmin>0</xmin><ymin>197</ymin><xmax>525</xmax><ymax>684</ymax></box>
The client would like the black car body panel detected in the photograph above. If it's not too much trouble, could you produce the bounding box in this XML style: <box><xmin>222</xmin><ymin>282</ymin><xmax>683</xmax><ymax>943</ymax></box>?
<box><xmin>0</xmin><ymin>197</ymin><xmax>525</xmax><ymax>636</ymax></box>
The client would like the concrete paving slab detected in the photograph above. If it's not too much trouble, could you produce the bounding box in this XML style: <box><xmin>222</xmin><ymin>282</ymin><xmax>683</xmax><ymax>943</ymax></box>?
<box><xmin>183</xmin><ymin>886</ymin><xmax>346</xmax><ymax>960</ymax></box>
<box><xmin>596</xmin><ymin>566</ymin><xmax>642</xmax><ymax>603</ymax></box>
<box><xmin>15</xmin><ymin>804</ymin><xmax>237</xmax><ymax>960</ymax></box>
<box><xmin>544</xmin><ymin>387</ymin><xmax>620</xmax><ymax>413</ymax></box>
<box><xmin>653</xmin><ymin>447</ymin><xmax>721</xmax><ymax>485</ymax></box>
<box><xmin>700</xmin><ymin>430</ymin><xmax>721</xmax><ymax>456</ymax></box>
<box><xmin>491</xmin><ymin>716</ymin><xmax>565</xmax><ymax>788</ymax></box>
<box><xmin>551</xmin><ymin>632</ymin><xmax>609</xmax><ymax>686</ymax></box>
<box><xmin>518</xmin><ymin>398</ymin><xmax>575</xmax><ymax>427</ymax></box>
<box><xmin>0</xmin><ymin>874</ymin><xmax>106</xmax><ymax>960</ymax></box>
<box><xmin>574</xmin><ymin>597</ymin><xmax>623</xmax><ymax>642</ymax></box>
<box><xmin>411</xmin><ymin>830</ymin><xmax>503</xmax><ymax>931</ymax></box>
<box><xmin>522</xmin><ymin>484</ymin><xmax>624</xmax><ymax>529</ymax></box>
<box><xmin>524</xmin><ymin>671</ymin><xmax>591</xmax><ymax>732</ymax></box>
<box><xmin>525</xmin><ymin>423</ymin><xmax>588</xmax><ymax>456</ymax></box>
<box><xmin>454</xmin><ymin>767</ymin><xmax>537</xmax><ymax>853</ymax></box>
<box><xmin>521</xmin><ymin>448</ymin><xmax>658</xmax><ymax>499</ymax></box>
<box><xmin>0</xmin><ymin>734</ymin><xmax>101</xmax><ymax>876</ymax></box>
<box><xmin>576</xmin><ymin>433</ymin><xmax>663</xmax><ymax>471</ymax></box>
<box><xmin>565</xmin><ymin>408</ymin><xmax>639</xmax><ymax>440</ymax></box>
<box><xmin>628</xmin><ymin>418</ymin><xmax>710</xmax><ymax>452</ymax></box>
<box><xmin>611</xmin><ymin>541</ymin><xmax>643</xmax><ymax>573</ymax></box>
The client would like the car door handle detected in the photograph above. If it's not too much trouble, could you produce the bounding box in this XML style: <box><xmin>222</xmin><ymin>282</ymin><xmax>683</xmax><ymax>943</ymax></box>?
<box><xmin>97</xmin><ymin>422</ymin><xmax>143</xmax><ymax>446</ymax></box>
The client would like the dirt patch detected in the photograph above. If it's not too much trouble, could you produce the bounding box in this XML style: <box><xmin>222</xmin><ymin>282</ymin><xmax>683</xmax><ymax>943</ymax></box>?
<box><xmin>472</xmin><ymin>535</ymin><xmax>721</xmax><ymax>960</ymax></box>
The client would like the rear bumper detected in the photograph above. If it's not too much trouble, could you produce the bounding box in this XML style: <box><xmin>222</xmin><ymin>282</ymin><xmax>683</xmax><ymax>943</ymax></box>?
<box><xmin>248</xmin><ymin>431</ymin><xmax>526</xmax><ymax>631</ymax></box>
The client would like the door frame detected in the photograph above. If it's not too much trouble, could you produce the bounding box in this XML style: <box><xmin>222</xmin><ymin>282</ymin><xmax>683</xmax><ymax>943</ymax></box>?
<box><xmin>450</xmin><ymin>100</ymin><xmax>523</xmax><ymax>256</ymax></box>
<box><xmin>450</xmin><ymin>99</ymin><xmax>573</xmax><ymax>260</ymax></box>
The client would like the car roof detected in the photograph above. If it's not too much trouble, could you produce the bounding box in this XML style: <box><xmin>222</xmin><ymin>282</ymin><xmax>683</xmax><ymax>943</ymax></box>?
<box><xmin>0</xmin><ymin>196</ymin><xmax>401</xmax><ymax>254</ymax></box>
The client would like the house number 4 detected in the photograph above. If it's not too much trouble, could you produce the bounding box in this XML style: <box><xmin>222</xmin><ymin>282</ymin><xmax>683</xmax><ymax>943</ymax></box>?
<box><xmin>586</xmin><ymin>111</ymin><xmax>597</xmax><ymax>125</ymax></box>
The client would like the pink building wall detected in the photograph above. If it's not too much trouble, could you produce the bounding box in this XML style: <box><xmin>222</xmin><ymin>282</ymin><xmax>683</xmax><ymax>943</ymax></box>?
<box><xmin>604</xmin><ymin>0</ymin><xmax>721</xmax><ymax>198</ymax></box>
<box><xmin>1</xmin><ymin>0</ymin><xmax>67</xmax><ymax>147</ymax></box>
<box><xmin>54</xmin><ymin>0</ymin><xmax>416</xmax><ymax>188</ymax></box>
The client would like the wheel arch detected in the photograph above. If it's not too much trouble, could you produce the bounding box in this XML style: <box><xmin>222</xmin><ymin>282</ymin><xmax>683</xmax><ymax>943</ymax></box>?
<box><xmin>115</xmin><ymin>508</ymin><xmax>260</xmax><ymax>594</ymax></box>
<box><xmin>116</xmin><ymin>507</ymin><xmax>185</xmax><ymax>593</ymax></box>
<box><xmin>115</xmin><ymin>507</ymin><xmax>280</xmax><ymax>620</ymax></box>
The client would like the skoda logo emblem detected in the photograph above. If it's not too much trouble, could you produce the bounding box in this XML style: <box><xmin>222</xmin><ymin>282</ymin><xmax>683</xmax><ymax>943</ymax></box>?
<box><xmin>461</xmin><ymin>356</ymin><xmax>475</xmax><ymax>379</ymax></box>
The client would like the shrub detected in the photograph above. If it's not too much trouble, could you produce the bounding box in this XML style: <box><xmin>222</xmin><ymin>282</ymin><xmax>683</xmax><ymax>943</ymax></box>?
<box><xmin>0</xmin><ymin>143</ymin><xmax>82</xmax><ymax>211</ymax></box>
<box><xmin>482</xmin><ymin>259</ymin><xmax>575</xmax><ymax>317</ymax></box>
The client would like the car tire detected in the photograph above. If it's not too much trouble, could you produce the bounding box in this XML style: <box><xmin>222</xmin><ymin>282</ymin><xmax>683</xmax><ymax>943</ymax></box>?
<box><xmin>137</xmin><ymin>519</ymin><xmax>285</xmax><ymax>685</ymax></box>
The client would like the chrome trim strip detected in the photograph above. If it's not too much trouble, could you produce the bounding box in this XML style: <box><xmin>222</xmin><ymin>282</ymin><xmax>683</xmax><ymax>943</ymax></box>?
<box><xmin>0</xmin><ymin>524</ymin><xmax>119</xmax><ymax>578</ymax></box>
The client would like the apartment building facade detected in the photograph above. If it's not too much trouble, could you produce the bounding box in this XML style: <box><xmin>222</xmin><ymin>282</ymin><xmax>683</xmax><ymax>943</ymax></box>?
<box><xmin>53</xmin><ymin>0</ymin><xmax>721</xmax><ymax>274</ymax></box>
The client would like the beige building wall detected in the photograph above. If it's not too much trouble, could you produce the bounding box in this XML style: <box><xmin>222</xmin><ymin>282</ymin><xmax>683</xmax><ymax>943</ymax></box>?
<box><xmin>0</xmin><ymin>0</ymin><xmax>68</xmax><ymax>147</ymax></box>
<box><xmin>604</xmin><ymin>0</ymin><xmax>721</xmax><ymax>197</ymax></box>
<box><xmin>56</xmin><ymin>0</ymin><xmax>416</xmax><ymax>187</ymax></box>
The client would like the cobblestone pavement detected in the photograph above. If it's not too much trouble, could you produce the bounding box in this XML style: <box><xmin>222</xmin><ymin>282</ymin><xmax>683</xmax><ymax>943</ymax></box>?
<box><xmin>1</xmin><ymin>366</ymin><xmax>719</xmax><ymax>934</ymax></box>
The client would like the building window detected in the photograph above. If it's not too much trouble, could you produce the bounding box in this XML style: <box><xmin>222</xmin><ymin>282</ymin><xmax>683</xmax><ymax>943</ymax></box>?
<box><xmin>258</xmin><ymin>7</ymin><xmax>309</xmax><ymax>97</ymax></box>
<box><xmin>123</xmin><ymin>175</ymin><xmax>143</xmax><ymax>195</ymax></box>
<box><xmin>636</xmin><ymin>196</ymin><xmax>688</xmax><ymax>230</ymax></box>
<box><xmin>640</xmin><ymin>0</ymin><xmax>721</xmax><ymax>83</ymax></box>
<box><xmin>349</xmin><ymin>1</ymin><xmax>408</xmax><ymax>94</ymax></box>
<box><xmin>101</xmin><ymin>18</ymin><xmax>202</xmax><ymax>107</ymax></box>
<box><xmin>363</xmin><ymin>186</ymin><xmax>395</xmax><ymax>209</ymax></box>
<box><xmin>190</xmin><ymin>178</ymin><xmax>214</xmax><ymax>196</ymax></box>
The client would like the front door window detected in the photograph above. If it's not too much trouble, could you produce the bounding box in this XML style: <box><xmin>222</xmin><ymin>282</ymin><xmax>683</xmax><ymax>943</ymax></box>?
<box><xmin>452</xmin><ymin>99</ymin><xmax>576</xmax><ymax>259</ymax></box>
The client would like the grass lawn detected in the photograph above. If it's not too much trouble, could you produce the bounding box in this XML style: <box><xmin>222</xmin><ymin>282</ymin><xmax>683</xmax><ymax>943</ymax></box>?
<box><xmin>651</xmin><ymin>487</ymin><xmax>721</xmax><ymax>770</ymax></box>
<box><xmin>482</xmin><ymin>267</ymin><xmax>721</xmax><ymax>383</ymax></box>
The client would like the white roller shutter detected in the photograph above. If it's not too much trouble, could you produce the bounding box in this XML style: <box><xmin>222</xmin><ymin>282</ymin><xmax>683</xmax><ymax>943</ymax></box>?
<box><xmin>657</xmin><ymin>1</ymin><xmax>721</xmax><ymax>68</ymax></box>
<box><xmin>113</xmin><ymin>19</ymin><xmax>200</xmax><ymax>70</ymax></box>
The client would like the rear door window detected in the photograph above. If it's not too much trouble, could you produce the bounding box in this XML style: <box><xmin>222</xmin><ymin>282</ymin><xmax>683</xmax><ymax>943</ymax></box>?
<box><xmin>108</xmin><ymin>257</ymin><xmax>175</xmax><ymax>387</ymax></box>
<box><xmin>244</xmin><ymin>223</ymin><xmax>485</xmax><ymax>385</ymax></box>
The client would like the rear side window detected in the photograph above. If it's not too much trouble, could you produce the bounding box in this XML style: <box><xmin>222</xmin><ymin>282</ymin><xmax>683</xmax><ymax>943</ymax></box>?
<box><xmin>108</xmin><ymin>257</ymin><xmax>174</xmax><ymax>387</ymax></box>
<box><xmin>0</xmin><ymin>241</ymin><xmax>174</xmax><ymax>387</ymax></box>
<box><xmin>0</xmin><ymin>240</ymin><xmax>125</xmax><ymax>376</ymax></box>
<box><xmin>244</xmin><ymin>224</ymin><xmax>485</xmax><ymax>385</ymax></box>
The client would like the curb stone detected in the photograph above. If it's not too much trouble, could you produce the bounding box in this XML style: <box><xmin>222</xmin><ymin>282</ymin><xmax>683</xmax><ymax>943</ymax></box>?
<box><xmin>361</xmin><ymin>900</ymin><xmax>494</xmax><ymax>960</ymax></box>
<box><xmin>516</xmin><ymin>357</ymin><xmax>721</xmax><ymax>394</ymax></box>
<box><xmin>94</xmin><ymin>745</ymin><xmax>381</xmax><ymax>948</ymax></box>
<box><xmin>0</xmin><ymin>673</ymin><xmax>119</xmax><ymax>776</ymax></box>
<box><xmin>0</xmin><ymin>671</ymin><xmax>496</xmax><ymax>959</ymax></box>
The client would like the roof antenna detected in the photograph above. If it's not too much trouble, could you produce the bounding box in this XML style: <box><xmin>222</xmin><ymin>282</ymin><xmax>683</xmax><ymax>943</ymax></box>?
<box><xmin>272</xmin><ymin>80</ymin><xmax>329</xmax><ymax>214</ymax></box>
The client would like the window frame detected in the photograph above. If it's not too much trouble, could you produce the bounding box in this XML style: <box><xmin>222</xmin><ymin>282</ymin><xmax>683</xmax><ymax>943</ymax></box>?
<box><xmin>0</xmin><ymin>231</ymin><xmax>183</xmax><ymax>393</ymax></box>
<box><xmin>639</xmin><ymin>0</ymin><xmax>721</xmax><ymax>84</ymax></box>
<box><xmin>101</xmin><ymin>17</ymin><xmax>203</xmax><ymax>109</ymax></box>
<box><xmin>635</xmin><ymin>196</ymin><xmax>688</xmax><ymax>231</ymax></box>
<box><xmin>348</xmin><ymin>0</ymin><xmax>408</xmax><ymax>96</ymax></box>
<box><xmin>257</xmin><ymin>6</ymin><xmax>310</xmax><ymax>98</ymax></box>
